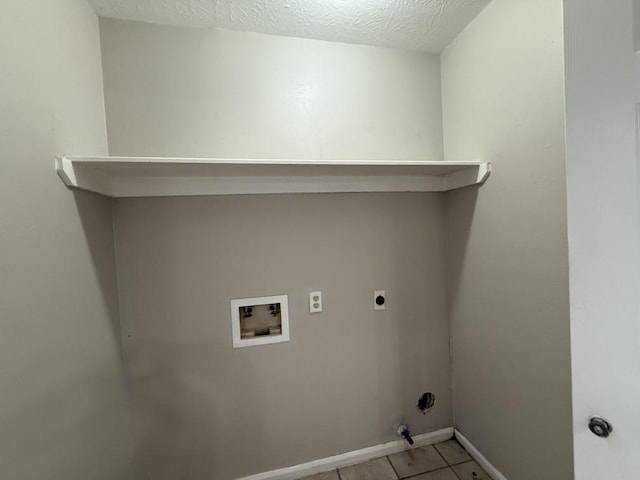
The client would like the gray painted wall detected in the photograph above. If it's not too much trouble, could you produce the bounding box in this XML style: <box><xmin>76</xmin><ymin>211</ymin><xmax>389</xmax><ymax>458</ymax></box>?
<box><xmin>100</xmin><ymin>20</ymin><xmax>451</xmax><ymax>479</ymax></box>
<box><xmin>114</xmin><ymin>193</ymin><xmax>451</xmax><ymax>479</ymax></box>
<box><xmin>0</xmin><ymin>1</ymin><xmax>134</xmax><ymax>479</ymax></box>
<box><xmin>441</xmin><ymin>0</ymin><xmax>573</xmax><ymax>479</ymax></box>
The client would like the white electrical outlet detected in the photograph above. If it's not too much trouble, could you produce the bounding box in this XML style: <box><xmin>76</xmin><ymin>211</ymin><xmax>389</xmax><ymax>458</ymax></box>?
<box><xmin>374</xmin><ymin>290</ymin><xmax>386</xmax><ymax>310</ymax></box>
<box><xmin>309</xmin><ymin>291</ymin><xmax>323</xmax><ymax>313</ymax></box>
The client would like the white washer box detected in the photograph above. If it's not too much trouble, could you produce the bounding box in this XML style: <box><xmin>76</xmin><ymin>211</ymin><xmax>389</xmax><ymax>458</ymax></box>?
<box><xmin>230</xmin><ymin>294</ymin><xmax>290</xmax><ymax>348</ymax></box>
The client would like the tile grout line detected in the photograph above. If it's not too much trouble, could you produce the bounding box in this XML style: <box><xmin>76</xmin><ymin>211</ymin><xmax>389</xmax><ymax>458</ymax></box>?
<box><xmin>307</xmin><ymin>441</ymin><xmax>474</xmax><ymax>480</ymax></box>
<box><xmin>448</xmin><ymin>459</ymin><xmax>473</xmax><ymax>480</ymax></box>
<box><xmin>298</xmin><ymin>444</ymin><xmax>478</xmax><ymax>480</ymax></box>
<box><xmin>430</xmin><ymin>444</ymin><xmax>465</xmax><ymax>480</ymax></box>
<box><xmin>434</xmin><ymin>440</ymin><xmax>474</xmax><ymax>479</ymax></box>
<box><xmin>384</xmin><ymin>455</ymin><xmax>401</xmax><ymax>480</ymax></box>
<box><xmin>451</xmin><ymin>470</ymin><xmax>464</xmax><ymax>480</ymax></box>
<box><xmin>386</xmin><ymin>442</ymin><xmax>456</xmax><ymax>480</ymax></box>
<box><xmin>401</xmin><ymin>466</ymin><xmax>458</xmax><ymax>480</ymax></box>
<box><xmin>432</xmin><ymin>442</ymin><xmax>450</xmax><ymax>466</ymax></box>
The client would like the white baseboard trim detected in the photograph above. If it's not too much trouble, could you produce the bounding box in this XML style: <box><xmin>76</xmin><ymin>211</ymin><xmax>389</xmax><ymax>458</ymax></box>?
<box><xmin>454</xmin><ymin>429</ymin><xmax>508</xmax><ymax>480</ymax></box>
<box><xmin>236</xmin><ymin>427</ymin><xmax>454</xmax><ymax>480</ymax></box>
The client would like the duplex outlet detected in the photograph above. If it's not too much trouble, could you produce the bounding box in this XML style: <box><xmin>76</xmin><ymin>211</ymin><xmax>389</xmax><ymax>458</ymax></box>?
<box><xmin>309</xmin><ymin>291</ymin><xmax>323</xmax><ymax>313</ymax></box>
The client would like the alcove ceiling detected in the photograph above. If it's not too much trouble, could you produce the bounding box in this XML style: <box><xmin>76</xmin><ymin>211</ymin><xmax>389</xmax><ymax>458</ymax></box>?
<box><xmin>88</xmin><ymin>0</ymin><xmax>490</xmax><ymax>52</ymax></box>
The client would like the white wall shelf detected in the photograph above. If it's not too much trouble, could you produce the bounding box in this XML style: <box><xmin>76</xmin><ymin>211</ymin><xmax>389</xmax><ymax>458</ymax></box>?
<box><xmin>55</xmin><ymin>156</ymin><xmax>491</xmax><ymax>198</ymax></box>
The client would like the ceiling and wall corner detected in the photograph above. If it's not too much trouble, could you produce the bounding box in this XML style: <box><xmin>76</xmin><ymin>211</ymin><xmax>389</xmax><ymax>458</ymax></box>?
<box><xmin>88</xmin><ymin>0</ymin><xmax>490</xmax><ymax>52</ymax></box>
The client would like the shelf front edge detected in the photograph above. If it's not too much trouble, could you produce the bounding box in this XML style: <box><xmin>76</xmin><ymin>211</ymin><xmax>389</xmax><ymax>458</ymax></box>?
<box><xmin>55</xmin><ymin>156</ymin><xmax>491</xmax><ymax>198</ymax></box>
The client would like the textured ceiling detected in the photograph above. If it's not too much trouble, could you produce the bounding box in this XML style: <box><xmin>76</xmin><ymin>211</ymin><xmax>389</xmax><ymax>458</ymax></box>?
<box><xmin>88</xmin><ymin>0</ymin><xmax>490</xmax><ymax>52</ymax></box>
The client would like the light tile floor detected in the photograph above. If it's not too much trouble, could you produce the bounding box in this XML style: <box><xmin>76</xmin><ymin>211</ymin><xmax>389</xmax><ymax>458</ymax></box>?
<box><xmin>299</xmin><ymin>439</ymin><xmax>490</xmax><ymax>480</ymax></box>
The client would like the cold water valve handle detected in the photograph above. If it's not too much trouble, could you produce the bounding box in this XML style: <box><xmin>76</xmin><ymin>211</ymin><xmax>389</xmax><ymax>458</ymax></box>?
<box><xmin>397</xmin><ymin>425</ymin><xmax>414</xmax><ymax>445</ymax></box>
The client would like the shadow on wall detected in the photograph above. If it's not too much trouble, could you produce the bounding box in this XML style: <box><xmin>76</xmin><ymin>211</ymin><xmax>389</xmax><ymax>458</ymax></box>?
<box><xmin>128</xmin><ymin>337</ymin><xmax>265</xmax><ymax>479</ymax></box>
<box><xmin>107</xmin><ymin>197</ymin><xmax>266</xmax><ymax>479</ymax></box>
<box><xmin>444</xmin><ymin>187</ymin><xmax>479</xmax><ymax>304</ymax></box>
<box><xmin>72</xmin><ymin>190</ymin><xmax>123</xmax><ymax>351</ymax></box>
